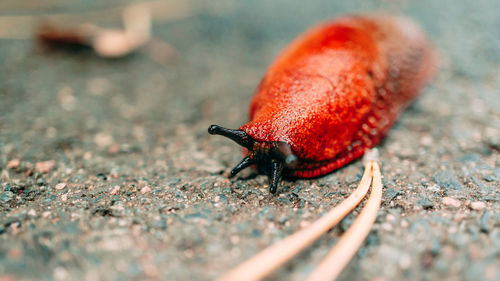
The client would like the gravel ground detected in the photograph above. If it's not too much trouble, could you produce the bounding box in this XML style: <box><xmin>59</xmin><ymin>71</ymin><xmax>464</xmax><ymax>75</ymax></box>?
<box><xmin>0</xmin><ymin>0</ymin><xmax>499</xmax><ymax>280</ymax></box>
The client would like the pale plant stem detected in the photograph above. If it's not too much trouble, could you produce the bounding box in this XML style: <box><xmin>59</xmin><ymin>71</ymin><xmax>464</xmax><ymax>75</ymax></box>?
<box><xmin>306</xmin><ymin>161</ymin><xmax>383</xmax><ymax>281</ymax></box>
<box><xmin>216</xmin><ymin>161</ymin><xmax>375</xmax><ymax>281</ymax></box>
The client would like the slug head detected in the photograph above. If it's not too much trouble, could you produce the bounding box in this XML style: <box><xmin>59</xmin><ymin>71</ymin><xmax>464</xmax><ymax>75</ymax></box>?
<box><xmin>208</xmin><ymin>124</ymin><xmax>298</xmax><ymax>193</ymax></box>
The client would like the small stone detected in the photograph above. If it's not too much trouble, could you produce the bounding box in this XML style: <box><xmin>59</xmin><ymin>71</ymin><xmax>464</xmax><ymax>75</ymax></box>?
<box><xmin>36</xmin><ymin>160</ymin><xmax>55</xmax><ymax>173</ymax></box>
<box><xmin>54</xmin><ymin>266</ymin><xmax>69</xmax><ymax>281</ymax></box>
<box><xmin>110</xmin><ymin>185</ymin><xmax>120</xmax><ymax>195</ymax></box>
<box><xmin>381</xmin><ymin>222</ymin><xmax>393</xmax><ymax>231</ymax></box>
<box><xmin>0</xmin><ymin>169</ymin><xmax>10</xmax><ymax>181</ymax></box>
<box><xmin>83</xmin><ymin>152</ymin><xmax>92</xmax><ymax>160</ymax></box>
<box><xmin>384</xmin><ymin>188</ymin><xmax>400</xmax><ymax>202</ymax></box>
<box><xmin>398</xmin><ymin>253</ymin><xmax>411</xmax><ymax>269</ymax></box>
<box><xmin>27</xmin><ymin>209</ymin><xmax>37</xmax><ymax>216</ymax></box>
<box><xmin>55</xmin><ymin>183</ymin><xmax>67</xmax><ymax>190</ymax></box>
<box><xmin>432</xmin><ymin>171</ymin><xmax>464</xmax><ymax>190</ymax></box>
<box><xmin>401</xmin><ymin>220</ymin><xmax>409</xmax><ymax>228</ymax></box>
<box><xmin>469</xmin><ymin>201</ymin><xmax>486</xmax><ymax>211</ymax></box>
<box><xmin>480</xmin><ymin>210</ymin><xmax>490</xmax><ymax>233</ymax></box>
<box><xmin>58</xmin><ymin>86</ymin><xmax>76</xmax><ymax>111</ymax></box>
<box><xmin>46</xmin><ymin>127</ymin><xmax>57</xmax><ymax>138</ymax></box>
<box><xmin>386</xmin><ymin>214</ymin><xmax>396</xmax><ymax>221</ymax></box>
<box><xmin>7</xmin><ymin>159</ymin><xmax>20</xmax><ymax>169</ymax></box>
<box><xmin>420</xmin><ymin>136</ymin><xmax>433</xmax><ymax>146</ymax></box>
<box><xmin>94</xmin><ymin>132</ymin><xmax>114</xmax><ymax>148</ymax></box>
<box><xmin>427</xmin><ymin>184</ymin><xmax>440</xmax><ymax>192</ymax></box>
<box><xmin>251</xmin><ymin>229</ymin><xmax>262</xmax><ymax>238</ymax></box>
<box><xmin>230</xmin><ymin>235</ymin><xmax>240</xmax><ymax>244</ymax></box>
<box><xmin>0</xmin><ymin>191</ymin><xmax>14</xmax><ymax>203</ymax></box>
<box><xmin>458</xmin><ymin>153</ymin><xmax>481</xmax><ymax>163</ymax></box>
<box><xmin>482</xmin><ymin>175</ymin><xmax>495</xmax><ymax>182</ymax></box>
<box><xmin>140</xmin><ymin>186</ymin><xmax>151</xmax><ymax>194</ymax></box>
<box><xmin>108</xmin><ymin>144</ymin><xmax>121</xmax><ymax>154</ymax></box>
<box><xmin>9</xmin><ymin>222</ymin><xmax>20</xmax><ymax>234</ymax></box>
<box><xmin>417</xmin><ymin>198</ymin><xmax>434</xmax><ymax>209</ymax></box>
<box><xmin>442</xmin><ymin>197</ymin><xmax>461</xmax><ymax>208</ymax></box>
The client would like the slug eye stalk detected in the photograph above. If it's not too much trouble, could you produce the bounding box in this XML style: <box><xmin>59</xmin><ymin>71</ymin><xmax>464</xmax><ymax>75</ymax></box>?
<box><xmin>208</xmin><ymin>125</ymin><xmax>254</xmax><ymax>150</ymax></box>
<box><xmin>208</xmin><ymin>124</ymin><xmax>298</xmax><ymax>193</ymax></box>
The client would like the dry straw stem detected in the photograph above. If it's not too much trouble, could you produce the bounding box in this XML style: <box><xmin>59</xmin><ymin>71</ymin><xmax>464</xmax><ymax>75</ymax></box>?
<box><xmin>306</xmin><ymin>161</ymin><xmax>383</xmax><ymax>281</ymax></box>
<box><xmin>216</xmin><ymin>161</ymin><xmax>376</xmax><ymax>281</ymax></box>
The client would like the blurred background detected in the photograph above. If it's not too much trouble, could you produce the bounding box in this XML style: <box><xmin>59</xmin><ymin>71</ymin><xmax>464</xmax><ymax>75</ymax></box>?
<box><xmin>0</xmin><ymin>0</ymin><xmax>499</xmax><ymax>281</ymax></box>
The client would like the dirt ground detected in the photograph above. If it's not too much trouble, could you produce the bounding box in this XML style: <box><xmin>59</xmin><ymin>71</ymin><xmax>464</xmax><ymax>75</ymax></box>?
<box><xmin>0</xmin><ymin>0</ymin><xmax>499</xmax><ymax>280</ymax></box>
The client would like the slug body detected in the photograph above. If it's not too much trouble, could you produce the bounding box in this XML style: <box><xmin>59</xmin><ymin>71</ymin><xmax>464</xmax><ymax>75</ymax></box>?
<box><xmin>209</xmin><ymin>14</ymin><xmax>435</xmax><ymax>193</ymax></box>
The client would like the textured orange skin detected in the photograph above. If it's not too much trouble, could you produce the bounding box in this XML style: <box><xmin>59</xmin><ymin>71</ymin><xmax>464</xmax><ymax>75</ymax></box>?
<box><xmin>239</xmin><ymin>15</ymin><xmax>436</xmax><ymax>178</ymax></box>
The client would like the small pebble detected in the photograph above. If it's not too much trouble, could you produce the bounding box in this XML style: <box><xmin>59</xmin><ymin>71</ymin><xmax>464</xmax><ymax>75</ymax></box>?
<box><xmin>381</xmin><ymin>222</ymin><xmax>393</xmax><ymax>231</ymax></box>
<box><xmin>1</xmin><ymin>170</ymin><xmax>9</xmax><ymax>181</ymax></box>
<box><xmin>420</xmin><ymin>135</ymin><xmax>433</xmax><ymax>146</ymax></box>
<box><xmin>398</xmin><ymin>254</ymin><xmax>411</xmax><ymax>269</ymax></box>
<box><xmin>94</xmin><ymin>133</ymin><xmax>114</xmax><ymax>148</ymax></box>
<box><xmin>57</xmin><ymin>86</ymin><xmax>76</xmax><ymax>111</ymax></box>
<box><xmin>482</xmin><ymin>174</ymin><xmax>495</xmax><ymax>182</ymax></box>
<box><xmin>442</xmin><ymin>197</ymin><xmax>461</xmax><ymax>208</ymax></box>
<box><xmin>0</xmin><ymin>191</ymin><xmax>14</xmax><ymax>203</ymax></box>
<box><xmin>83</xmin><ymin>152</ymin><xmax>92</xmax><ymax>160</ymax></box>
<box><xmin>386</xmin><ymin>214</ymin><xmax>396</xmax><ymax>221</ymax></box>
<box><xmin>384</xmin><ymin>188</ymin><xmax>400</xmax><ymax>202</ymax></box>
<box><xmin>55</xmin><ymin>183</ymin><xmax>66</xmax><ymax>190</ymax></box>
<box><xmin>480</xmin><ymin>210</ymin><xmax>490</xmax><ymax>233</ymax></box>
<box><xmin>432</xmin><ymin>171</ymin><xmax>464</xmax><ymax>190</ymax></box>
<box><xmin>418</xmin><ymin>198</ymin><xmax>434</xmax><ymax>209</ymax></box>
<box><xmin>140</xmin><ymin>186</ymin><xmax>151</xmax><ymax>194</ymax></box>
<box><xmin>230</xmin><ymin>235</ymin><xmax>240</xmax><ymax>244</ymax></box>
<box><xmin>469</xmin><ymin>201</ymin><xmax>486</xmax><ymax>211</ymax></box>
<box><xmin>427</xmin><ymin>184</ymin><xmax>440</xmax><ymax>192</ymax></box>
<box><xmin>54</xmin><ymin>266</ymin><xmax>69</xmax><ymax>281</ymax></box>
<box><xmin>110</xmin><ymin>185</ymin><xmax>120</xmax><ymax>195</ymax></box>
<box><xmin>36</xmin><ymin>160</ymin><xmax>55</xmax><ymax>173</ymax></box>
<box><xmin>108</xmin><ymin>144</ymin><xmax>121</xmax><ymax>154</ymax></box>
<box><xmin>401</xmin><ymin>219</ymin><xmax>409</xmax><ymax>228</ymax></box>
<box><xmin>7</xmin><ymin>159</ymin><xmax>20</xmax><ymax>169</ymax></box>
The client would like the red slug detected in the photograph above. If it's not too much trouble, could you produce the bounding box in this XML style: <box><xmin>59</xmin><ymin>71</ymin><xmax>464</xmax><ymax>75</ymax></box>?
<box><xmin>209</xmin><ymin>14</ymin><xmax>436</xmax><ymax>193</ymax></box>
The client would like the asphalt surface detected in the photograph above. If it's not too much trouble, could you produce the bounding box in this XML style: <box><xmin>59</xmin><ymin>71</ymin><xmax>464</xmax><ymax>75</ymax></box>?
<box><xmin>0</xmin><ymin>0</ymin><xmax>499</xmax><ymax>280</ymax></box>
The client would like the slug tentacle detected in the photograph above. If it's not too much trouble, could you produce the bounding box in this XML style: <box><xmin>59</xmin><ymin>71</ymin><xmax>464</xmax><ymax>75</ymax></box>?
<box><xmin>209</xmin><ymin>124</ymin><xmax>298</xmax><ymax>193</ymax></box>
<box><xmin>269</xmin><ymin>160</ymin><xmax>283</xmax><ymax>194</ymax></box>
<box><xmin>230</xmin><ymin>156</ymin><xmax>253</xmax><ymax>177</ymax></box>
<box><xmin>208</xmin><ymin>125</ymin><xmax>254</xmax><ymax>150</ymax></box>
